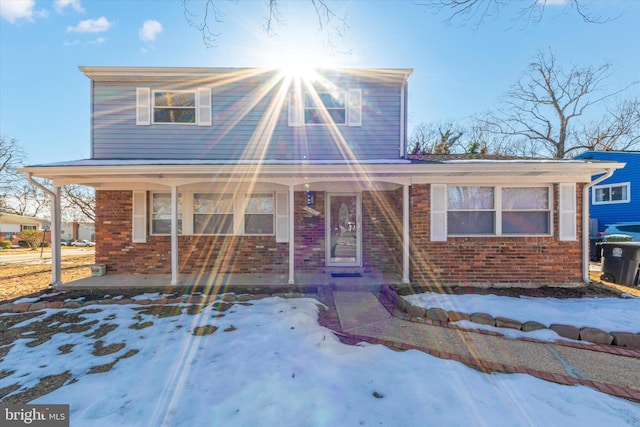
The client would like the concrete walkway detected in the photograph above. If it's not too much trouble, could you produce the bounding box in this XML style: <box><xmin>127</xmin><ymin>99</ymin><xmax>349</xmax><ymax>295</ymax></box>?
<box><xmin>324</xmin><ymin>289</ymin><xmax>640</xmax><ymax>402</ymax></box>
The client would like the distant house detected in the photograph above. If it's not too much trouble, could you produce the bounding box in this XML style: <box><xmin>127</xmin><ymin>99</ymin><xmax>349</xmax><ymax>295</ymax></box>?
<box><xmin>0</xmin><ymin>213</ymin><xmax>46</xmax><ymax>245</ymax></box>
<box><xmin>60</xmin><ymin>221</ymin><xmax>95</xmax><ymax>242</ymax></box>
<box><xmin>20</xmin><ymin>66</ymin><xmax>623</xmax><ymax>287</ymax></box>
<box><xmin>573</xmin><ymin>151</ymin><xmax>640</xmax><ymax>234</ymax></box>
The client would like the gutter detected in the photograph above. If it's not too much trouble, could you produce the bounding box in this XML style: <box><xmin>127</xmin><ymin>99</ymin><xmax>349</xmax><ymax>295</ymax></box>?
<box><xmin>25</xmin><ymin>173</ymin><xmax>62</xmax><ymax>287</ymax></box>
<box><xmin>582</xmin><ymin>167</ymin><xmax>617</xmax><ymax>284</ymax></box>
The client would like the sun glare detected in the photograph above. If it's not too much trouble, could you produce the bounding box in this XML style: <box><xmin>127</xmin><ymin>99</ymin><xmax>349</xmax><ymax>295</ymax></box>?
<box><xmin>269</xmin><ymin>49</ymin><xmax>337</xmax><ymax>81</ymax></box>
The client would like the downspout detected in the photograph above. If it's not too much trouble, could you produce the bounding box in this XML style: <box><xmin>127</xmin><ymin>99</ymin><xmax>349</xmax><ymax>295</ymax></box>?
<box><xmin>399</xmin><ymin>78</ymin><xmax>408</xmax><ymax>158</ymax></box>
<box><xmin>26</xmin><ymin>173</ymin><xmax>62</xmax><ymax>286</ymax></box>
<box><xmin>582</xmin><ymin>167</ymin><xmax>616</xmax><ymax>284</ymax></box>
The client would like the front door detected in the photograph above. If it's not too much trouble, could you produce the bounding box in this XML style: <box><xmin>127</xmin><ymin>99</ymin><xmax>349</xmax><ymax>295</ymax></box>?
<box><xmin>326</xmin><ymin>193</ymin><xmax>361</xmax><ymax>267</ymax></box>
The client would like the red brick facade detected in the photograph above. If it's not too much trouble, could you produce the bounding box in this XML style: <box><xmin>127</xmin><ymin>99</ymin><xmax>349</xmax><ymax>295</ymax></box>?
<box><xmin>409</xmin><ymin>184</ymin><xmax>584</xmax><ymax>286</ymax></box>
<box><xmin>96</xmin><ymin>184</ymin><xmax>584</xmax><ymax>285</ymax></box>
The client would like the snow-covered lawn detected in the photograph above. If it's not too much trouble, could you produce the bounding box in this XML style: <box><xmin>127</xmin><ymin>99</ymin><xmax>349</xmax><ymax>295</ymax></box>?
<box><xmin>404</xmin><ymin>292</ymin><xmax>640</xmax><ymax>333</ymax></box>
<box><xmin>1</xmin><ymin>295</ymin><xmax>639</xmax><ymax>426</ymax></box>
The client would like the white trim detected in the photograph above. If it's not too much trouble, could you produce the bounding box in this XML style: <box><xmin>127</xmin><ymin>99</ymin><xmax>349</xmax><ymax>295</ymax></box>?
<box><xmin>132</xmin><ymin>191</ymin><xmax>147</xmax><ymax>243</ymax></box>
<box><xmin>288</xmin><ymin>185</ymin><xmax>295</xmax><ymax>285</ymax></box>
<box><xmin>170</xmin><ymin>186</ymin><xmax>179</xmax><ymax>285</ymax></box>
<box><xmin>136</xmin><ymin>88</ymin><xmax>150</xmax><ymax>126</ymax></box>
<box><xmin>275</xmin><ymin>192</ymin><xmax>289</xmax><ymax>242</ymax></box>
<box><xmin>347</xmin><ymin>88</ymin><xmax>362</xmax><ymax>127</ymax></box>
<box><xmin>288</xmin><ymin>91</ymin><xmax>303</xmax><ymax>127</ymax></box>
<box><xmin>559</xmin><ymin>183</ymin><xmax>577</xmax><ymax>241</ymax></box>
<box><xmin>197</xmin><ymin>87</ymin><xmax>212</xmax><ymax>126</ymax></box>
<box><xmin>592</xmin><ymin>181</ymin><xmax>631</xmax><ymax>205</ymax></box>
<box><xmin>430</xmin><ymin>184</ymin><xmax>447</xmax><ymax>241</ymax></box>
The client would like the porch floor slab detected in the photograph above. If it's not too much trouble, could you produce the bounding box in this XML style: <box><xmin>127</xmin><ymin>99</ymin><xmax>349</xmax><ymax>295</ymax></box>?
<box><xmin>56</xmin><ymin>271</ymin><xmax>403</xmax><ymax>291</ymax></box>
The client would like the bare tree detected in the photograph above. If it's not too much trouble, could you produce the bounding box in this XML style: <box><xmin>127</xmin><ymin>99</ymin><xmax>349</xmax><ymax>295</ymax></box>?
<box><xmin>0</xmin><ymin>136</ymin><xmax>25</xmax><ymax>193</ymax></box>
<box><xmin>419</xmin><ymin>0</ymin><xmax>613</xmax><ymax>28</ymax></box>
<box><xmin>61</xmin><ymin>185</ymin><xmax>95</xmax><ymax>222</ymax></box>
<box><xmin>182</xmin><ymin>0</ymin><xmax>348</xmax><ymax>49</ymax></box>
<box><xmin>479</xmin><ymin>50</ymin><xmax>638</xmax><ymax>159</ymax></box>
<box><xmin>571</xmin><ymin>97</ymin><xmax>640</xmax><ymax>155</ymax></box>
<box><xmin>408</xmin><ymin>122</ymin><xmax>466</xmax><ymax>155</ymax></box>
<box><xmin>2</xmin><ymin>181</ymin><xmax>50</xmax><ymax>217</ymax></box>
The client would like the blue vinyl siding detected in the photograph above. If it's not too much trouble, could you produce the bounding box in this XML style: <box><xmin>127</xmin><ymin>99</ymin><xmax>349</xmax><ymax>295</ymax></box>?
<box><xmin>90</xmin><ymin>70</ymin><xmax>405</xmax><ymax>161</ymax></box>
<box><xmin>574</xmin><ymin>151</ymin><xmax>640</xmax><ymax>230</ymax></box>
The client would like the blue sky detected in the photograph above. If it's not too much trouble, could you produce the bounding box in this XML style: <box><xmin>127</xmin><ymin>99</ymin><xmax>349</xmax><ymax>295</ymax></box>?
<box><xmin>0</xmin><ymin>0</ymin><xmax>639</xmax><ymax>164</ymax></box>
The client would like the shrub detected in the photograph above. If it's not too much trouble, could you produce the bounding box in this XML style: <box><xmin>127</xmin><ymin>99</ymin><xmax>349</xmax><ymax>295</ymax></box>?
<box><xmin>0</xmin><ymin>240</ymin><xmax>11</xmax><ymax>249</ymax></box>
<box><xmin>16</xmin><ymin>229</ymin><xmax>45</xmax><ymax>250</ymax></box>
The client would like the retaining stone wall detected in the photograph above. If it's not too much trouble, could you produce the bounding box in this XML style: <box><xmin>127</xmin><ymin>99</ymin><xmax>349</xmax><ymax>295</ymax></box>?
<box><xmin>383</xmin><ymin>286</ymin><xmax>640</xmax><ymax>350</ymax></box>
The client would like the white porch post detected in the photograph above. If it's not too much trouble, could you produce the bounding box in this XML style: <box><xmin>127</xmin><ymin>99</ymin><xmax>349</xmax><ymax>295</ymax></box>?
<box><xmin>51</xmin><ymin>185</ymin><xmax>62</xmax><ymax>286</ymax></box>
<box><xmin>288</xmin><ymin>184</ymin><xmax>295</xmax><ymax>285</ymax></box>
<box><xmin>402</xmin><ymin>183</ymin><xmax>410</xmax><ymax>284</ymax></box>
<box><xmin>170</xmin><ymin>185</ymin><xmax>179</xmax><ymax>285</ymax></box>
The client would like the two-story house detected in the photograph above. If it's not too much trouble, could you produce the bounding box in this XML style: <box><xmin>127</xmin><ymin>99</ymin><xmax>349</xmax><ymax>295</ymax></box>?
<box><xmin>21</xmin><ymin>66</ymin><xmax>622</xmax><ymax>288</ymax></box>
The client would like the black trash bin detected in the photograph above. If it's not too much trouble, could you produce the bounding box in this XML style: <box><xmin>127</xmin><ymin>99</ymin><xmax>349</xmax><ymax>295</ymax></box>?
<box><xmin>599</xmin><ymin>242</ymin><xmax>640</xmax><ymax>287</ymax></box>
<box><xmin>589</xmin><ymin>236</ymin><xmax>604</xmax><ymax>261</ymax></box>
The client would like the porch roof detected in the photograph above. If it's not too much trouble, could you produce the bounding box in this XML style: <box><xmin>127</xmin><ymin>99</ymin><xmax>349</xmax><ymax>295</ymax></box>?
<box><xmin>19</xmin><ymin>158</ymin><xmax>625</xmax><ymax>189</ymax></box>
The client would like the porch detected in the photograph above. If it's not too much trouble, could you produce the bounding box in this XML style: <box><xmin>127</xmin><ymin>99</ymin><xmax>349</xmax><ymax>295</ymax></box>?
<box><xmin>56</xmin><ymin>271</ymin><xmax>403</xmax><ymax>291</ymax></box>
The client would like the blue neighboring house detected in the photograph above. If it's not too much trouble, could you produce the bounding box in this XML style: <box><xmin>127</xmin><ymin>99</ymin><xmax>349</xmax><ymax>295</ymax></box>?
<box><xmin>574</xmin><ymin>151</ymin><xmax>640</xmax><ymax>234</ymax></box>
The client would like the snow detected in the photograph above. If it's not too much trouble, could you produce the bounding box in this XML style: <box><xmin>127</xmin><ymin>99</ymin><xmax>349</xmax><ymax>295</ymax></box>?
<box><xmin>0</xmin><ymin>297</ymin><xmax>638</xmax><ymax>426</ymax></box>
<box><xmin>405</xmin><ymin>292</ymin><xmax>640</xmax><ymax>333</ymax></box>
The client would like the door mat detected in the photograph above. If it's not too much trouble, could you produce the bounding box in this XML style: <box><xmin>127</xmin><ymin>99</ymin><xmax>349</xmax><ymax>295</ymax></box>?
<box><xmin>331</xmin><ymin>273</ymin><xmax>363</xmax><ymax>278</ymax></box>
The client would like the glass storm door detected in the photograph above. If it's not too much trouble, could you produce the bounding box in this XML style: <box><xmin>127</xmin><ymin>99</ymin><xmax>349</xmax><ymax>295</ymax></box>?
<box><xmin>326</xmin><ymin>193</ymin><xmax>361</xmax><ymax>267</ymax></box>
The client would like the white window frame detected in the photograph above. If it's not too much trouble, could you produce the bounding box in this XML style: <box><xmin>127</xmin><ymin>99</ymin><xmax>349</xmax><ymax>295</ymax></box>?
<box><xmin>150</xmin><ymin>192</ymin><xmax>183</xmax><ymax>236</ymax></box>
<box><xmin>447</xmin><ymin>186</ymin><xmax>496</xmax><ymax>236</ymax></box>
<box><xmin>304</xmin><ymin>91</ymin><xmax>347</xmax><ymax>125</ymax></box>
<box><xmin>592</xmin><ymin>182</ymin><xmax>631</xmax><ymax>205</ymax></box>
<box><xmin>289</xmin><ymin>88</ymin><xmax>362</xmax><ymax>127</ymax></box>
<box><xmin>193</xmin><ymin>193</ymin><xmax>234</xmax><ymax>236</ymax></box>
<box><xmin>149</xmin><ymin>191</ymin><xmax>277</xmax><ymax>237</ymax></box>
<box><xmin>447</xmin><ymin>185</ymin><xmax>553</xmax><ymax>237</ymax></box>
<box><xmin>152</xmin><ymin>90</ymin><xmax>197</xmax><ymax>125</ymax></box>
<box><xmin>243</xmin><ymin>193</ymin><xmax>275</xmax><ymax>236</ymax></box>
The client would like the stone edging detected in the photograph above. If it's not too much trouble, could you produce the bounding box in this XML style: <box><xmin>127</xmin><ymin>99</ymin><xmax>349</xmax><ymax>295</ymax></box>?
<box><xmin>380</xmin><ymin>286</ymin><xmax>640</xmax><ymax>351</ymax></box>
<box><xmin>0</xmin><ymin>292</ymin><xmax>307</xmax><ymax>314</ymax></box>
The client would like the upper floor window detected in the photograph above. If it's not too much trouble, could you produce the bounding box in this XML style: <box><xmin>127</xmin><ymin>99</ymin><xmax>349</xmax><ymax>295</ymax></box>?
<box><xmin>289</xmin><ymin>88</ymin><xmax>361</xmax><ymax>127</ymax></box>
<box><xmin>447</xmin><ymin>186</ymin><xmax>551</xmax><ymax>236</ymax></box>
<box><xmin>304</xmin><ymin>92</ymin><xmax>346</xmax><ymax>125</ymax></box>
<box><xmin>136</xmin><ymin>87</ymin><xmax>212</xmax><ymax>126</ymax></box>
<box><xmin>154</xmin><ymin>91</ymin><xmax>196</xmax><ymax>124</ymax></box>
<box><xmin>593</xmin><ymin>182</ymin><xmax>630</xmax><ymax>205</ymax></box>
<box><xmin>22</xmin><ymin>225</ymin><xmax>38</xmax><ymax>231</ymax></box>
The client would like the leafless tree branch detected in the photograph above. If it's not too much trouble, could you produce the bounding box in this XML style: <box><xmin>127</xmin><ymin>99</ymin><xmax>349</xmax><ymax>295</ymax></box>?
<box><xmin>416</xmin><ymin>0</ymin><xmax>615</xmax><ymax>28</ymax></box>
<box><xmin>480</xmin><ymin>50</ymin><xmax>639</xmax><ymax>159</ymax></box>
